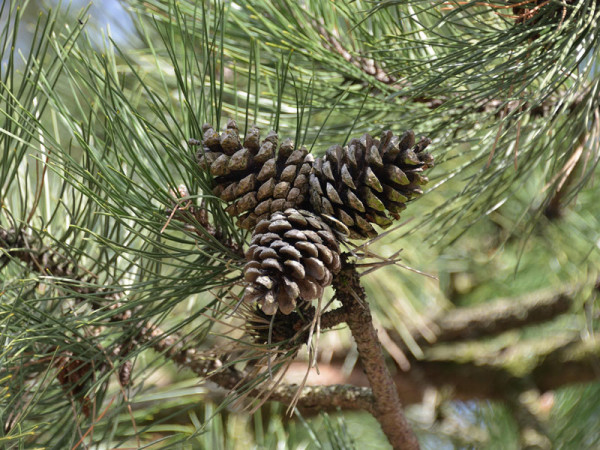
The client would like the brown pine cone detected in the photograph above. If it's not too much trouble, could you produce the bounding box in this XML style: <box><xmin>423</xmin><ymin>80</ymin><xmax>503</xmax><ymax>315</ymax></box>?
<box><xmin>196</xmin><ymin>120</ymin><xmax>312</xmax><ymax>230</ymax></box>
<box><xmin>242</xmin><ymin>208</ymin><xmax>341</xmax><ymax>315</ymax></box>
<box><xmin>308</xmin><ymin>130</ymin><xmax>433</xmax><ymax>239</ymax></box>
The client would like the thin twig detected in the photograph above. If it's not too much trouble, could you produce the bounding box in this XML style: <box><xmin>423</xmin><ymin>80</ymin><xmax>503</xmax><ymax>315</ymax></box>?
<box><xmin>313</xmin><ymin>18</ymin><xmax>590</xmax><ymax>119</ymax></box>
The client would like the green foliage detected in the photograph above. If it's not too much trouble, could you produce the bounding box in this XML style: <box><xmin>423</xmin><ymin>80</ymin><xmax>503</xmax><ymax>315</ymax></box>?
<box><xmin>212</xmin><ymin>0</ymin><xmax>600</xmax><ymax>243</ymax></box>
<box><xmin>1</xmin><ymin>0</ymin><xmax>600</xmax><ymax>448</ymax></box>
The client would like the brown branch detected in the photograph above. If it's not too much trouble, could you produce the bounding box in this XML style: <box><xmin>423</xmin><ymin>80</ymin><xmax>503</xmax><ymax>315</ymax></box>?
<box><xmin>138</xmin><ymin>322</ymin><xmax>375</xmax><ymax>412</ymax></box>
<box><xmin>282</xmin><ymin>335</ymin><xmax>600</xmax><ymax>411</ymax></box>
<box><xmin>4</xmin><ymin>226</ymin><xmax>596</xmax><ymax>430</ymax></box>
<box><xmin>269</xmin><ymin>384</ymin><xmax>374</xmax><ymax>412</ymax></box>
<box><xmin>334</xmin><ymin>255</ymin><xmax>419</xmax><ymax>450</ymax></box>
<box><xmin>408</xmin><ymin>288</ymin><xmax>574</xmax><ymax>347</ymax></box>
<box><xmin>286</xmin><ymin>333</ymin><xmax>600</xmax><ymax>407</ymax></box>
<box><xmin>1</xmin><ymin>227</ymin><xmax>371</xmax><ymax>414</ymax></box>
<box><xmin>405</xmin><ymin>335</ymin><xmax>600</xmax><ymax>405</ymax></box>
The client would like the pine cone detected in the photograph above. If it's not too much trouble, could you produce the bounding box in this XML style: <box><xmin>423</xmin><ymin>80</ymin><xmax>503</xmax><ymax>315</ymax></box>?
<box><xmin>197</xmin><ymin>120</ymin><xmax>312</xmax><ymax>230</ymax></box>
<box><xmin>242</xmin><ymin>208</ymin><xmax>341</xmax><ymax>315</ymax></box>
<box><xmin>309</xmin><ymin>130</ymin><xmax>433</xmax><ymax>239</ymax></box>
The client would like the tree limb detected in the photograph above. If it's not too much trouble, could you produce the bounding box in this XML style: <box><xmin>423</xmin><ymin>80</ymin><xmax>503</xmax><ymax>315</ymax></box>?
<box><xmin>286</xmin><ymin>333</ymin><xmax>600</xmax><ymax>406</ymax></box>
<box><xmin>407</xmin><ymin>288</ymin><xmax>574</xmax><ymax>347</ymax></box>
<box><xmin>334</xmin><ymin>255</ymin><xmax>419</xmax><ymax>450</ymax></box>
<box><xmin>147</xmin><ymin>326</ymin><xmax>376</xmax><ymax>412</ymax></box>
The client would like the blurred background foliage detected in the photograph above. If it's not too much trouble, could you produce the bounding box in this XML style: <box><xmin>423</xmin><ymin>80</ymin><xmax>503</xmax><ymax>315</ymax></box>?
<box><xmin>1</xmin><ymin>0</ymin><xmax>599</xmax><ymax>448</ymax></box>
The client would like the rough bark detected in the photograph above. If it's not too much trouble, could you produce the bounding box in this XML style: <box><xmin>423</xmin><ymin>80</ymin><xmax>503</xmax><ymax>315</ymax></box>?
<box><xmin>145</xmin><ymin>324</ymin><xmax>376</xmax><ymax>412</ymax></box>
<box><xmin>334</xmin><ymin>255</ymin><xmax>419</xmax><ymax>450</ymax></box>
<box><xmin>284</xmin><ymin>333</ymin><xmax>600</xmax><ymax>406</ymax></box>
<box><xmin>405</xmin><ymin>289</ymin><xmax>573</xmax><ymax>347</ymax></box>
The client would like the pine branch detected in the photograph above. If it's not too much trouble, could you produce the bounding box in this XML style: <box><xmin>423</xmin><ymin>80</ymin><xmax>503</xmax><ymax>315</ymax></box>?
<box><xmin>416</xmin><ymin>334</ymin><xmax>600</xmax><ymax>400</ymax></box>
<box><xmin>146</xmin><ymin>326</ymin><xmax>375</xmax><ymax>412</ymax></box>
<box><xmin>285</xmin><ymin>332</ymin><xmax>600</xmax><ymax>407</ymax></box>
<box><xmin>0</xmin><ymin>225</ymin><xmax>370</xmax><ymax>415</ymax></box>
<box><xmin>333</xmin><ymin>255</ymin><xmax>419</xmax><ymax>450</ymax></box>
<box><xmin>312</xmin><ymin>15</ymin><xmax>590</xmax><ymax>120</ymax></box>
<box><xmin>407</xmin><ymin>288</ymin><xmax>574</xmax><ymax>347</ymax></box>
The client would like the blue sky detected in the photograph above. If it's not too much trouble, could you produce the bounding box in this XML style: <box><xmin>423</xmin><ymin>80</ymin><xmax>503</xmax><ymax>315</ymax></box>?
<box><xmin>52</xmin><ymin>0</ymin><xmax>137</xmax><ymax>47</ymax></box>
<box><xmin>1</xmin><ymin>0</ymin><xmax>138</xmax><ymax>71</ymax></box>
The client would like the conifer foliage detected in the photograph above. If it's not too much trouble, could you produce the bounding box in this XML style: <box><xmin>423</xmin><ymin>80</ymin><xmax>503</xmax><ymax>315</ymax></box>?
<box><xmin>2</xmin><ymin>0</ymin><xmax>600</xmax><ymax>448</ymax></box>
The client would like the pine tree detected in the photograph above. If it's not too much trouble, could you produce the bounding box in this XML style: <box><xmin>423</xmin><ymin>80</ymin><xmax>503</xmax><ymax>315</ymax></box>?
<box><xmin>1</xmin><ymin>1</ymin><xmax>600</xmax><ymax>449</ymax></box>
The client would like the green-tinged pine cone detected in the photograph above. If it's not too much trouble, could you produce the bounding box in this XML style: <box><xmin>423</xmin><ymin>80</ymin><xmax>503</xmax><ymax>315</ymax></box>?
<box><xmin>196</xmin><ymin>120</ymin><xmax>312</xmax><ymax>230</ymax></box>
<box><xmin>308</xmin><ymin>130</ymin><xmax>433</xmax><ymax>239</ymax></box>
<box><xmin>242</xmin><ymin>208</ymin><xmax>341</xmax><ymax>315</ymax></box>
